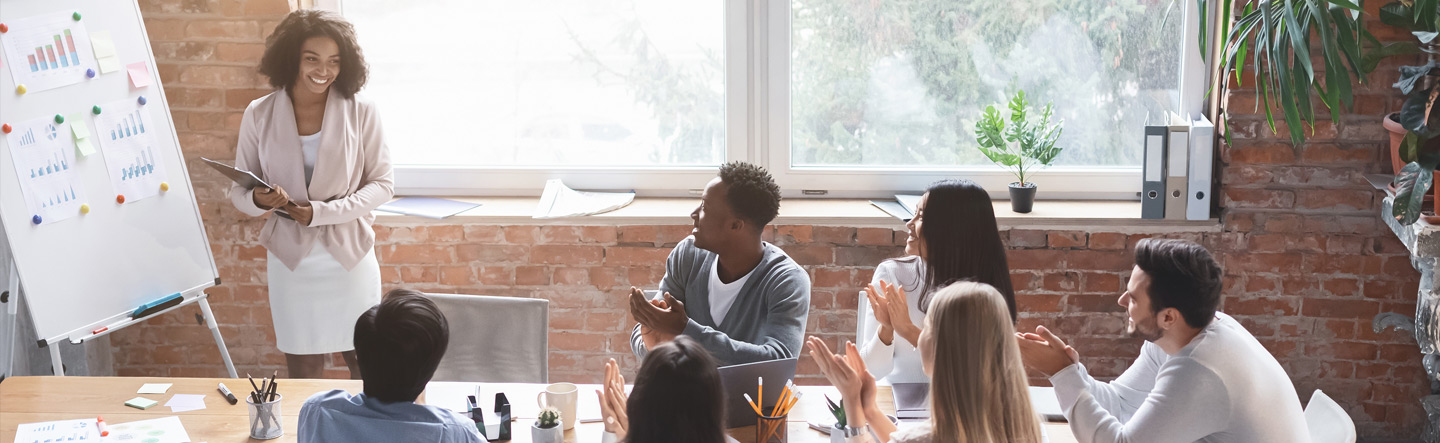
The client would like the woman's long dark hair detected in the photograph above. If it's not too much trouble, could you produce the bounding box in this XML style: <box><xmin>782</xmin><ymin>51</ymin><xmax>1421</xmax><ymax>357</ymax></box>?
<box><xmin>623</xmin><ymin>336</ymin><xmax>727</xmax><ymax>443</ymax></box>
<box><xmin>912</xmin><ymin>179</ymin><xmax>1017</xmax><ymax>320</ymax></box>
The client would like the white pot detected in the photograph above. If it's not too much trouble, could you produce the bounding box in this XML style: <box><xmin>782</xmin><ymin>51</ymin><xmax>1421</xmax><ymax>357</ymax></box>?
<box><xmin>830</xmin><ymin>423</ymin><xmax>846</xmax><ymax>443</ymax></box>
<box><xmin>532</xmin><ymin>422</ymin><xmax>563</xmax><ymax>443</ymax></box>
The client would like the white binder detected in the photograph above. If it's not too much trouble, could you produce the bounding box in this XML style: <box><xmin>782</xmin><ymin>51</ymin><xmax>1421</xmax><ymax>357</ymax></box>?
<box><xmin>1164</xmin><ymin>112</ymin><xmax>1189</xmax><ymax>220</ymax></box>
<box><xmin>1187</xmin><ymin>116</ymin><xmax>1215</xmax><ymax>220</ymax></box>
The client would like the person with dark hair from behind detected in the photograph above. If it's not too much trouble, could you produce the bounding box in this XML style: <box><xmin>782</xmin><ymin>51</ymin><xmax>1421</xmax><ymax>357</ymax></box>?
<box><xmin>298</xmin><ymin>289</ymin><xmax>481</xmax><ymax>443</ymax></box>
<box><xmin>598</xmin><ymin>336</ymin><xmax>729</xmax><ymax>443</ymax></box>
<box><xmin>859</xmin><ymin>179</ymin><xmax>1017</xmax><ymax>384</ymax></box>
<box><xmin>1017</xmin><ymin>239</ymin><xmax>1309</xmax><ymax>442</ymax></box>
<box><xmin>627</xmin><ymin>161</ymin><xmax>812</xmax><ymax>366</ymax></box>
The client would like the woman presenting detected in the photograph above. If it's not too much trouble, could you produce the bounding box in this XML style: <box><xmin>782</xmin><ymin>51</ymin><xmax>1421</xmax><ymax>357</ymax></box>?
<box><xmin>229</xmin><ymin>10</ymin><xmax>393</xmax><ymax>379</ymax></box>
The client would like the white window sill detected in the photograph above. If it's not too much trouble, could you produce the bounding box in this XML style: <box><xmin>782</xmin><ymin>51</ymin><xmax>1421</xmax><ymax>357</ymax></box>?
<box><xmin>374</xmin><ymin>197</ymin><xmax>1220</xmax><ymax>231</ymax></box>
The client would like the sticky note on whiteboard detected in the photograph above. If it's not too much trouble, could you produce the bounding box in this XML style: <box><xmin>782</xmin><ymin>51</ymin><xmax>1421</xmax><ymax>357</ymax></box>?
<box><xmin>127</xmin><ymin>61</ymin><xmax>151</xmax><ymax>88</ymax></box>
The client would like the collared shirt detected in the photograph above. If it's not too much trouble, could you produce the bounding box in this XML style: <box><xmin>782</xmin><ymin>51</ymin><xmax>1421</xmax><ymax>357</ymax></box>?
<box><xmin>298</xmin><ymin>389</ymin><xmax>482</xmax><ymax>443</ymax></box>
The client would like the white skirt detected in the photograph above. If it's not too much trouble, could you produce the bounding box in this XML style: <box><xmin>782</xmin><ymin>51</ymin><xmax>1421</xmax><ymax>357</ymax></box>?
<box><xmin>266</xmin><ymin>245</ymin><xmax>381</xmax><ymax>355</ymax></box>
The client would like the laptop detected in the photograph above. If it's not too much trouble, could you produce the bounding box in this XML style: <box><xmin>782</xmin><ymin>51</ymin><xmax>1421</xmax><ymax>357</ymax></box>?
<box><xmin>717</xmin><ymin>357</ymin><xmax>798</xmax><ymax>428</ymax></box>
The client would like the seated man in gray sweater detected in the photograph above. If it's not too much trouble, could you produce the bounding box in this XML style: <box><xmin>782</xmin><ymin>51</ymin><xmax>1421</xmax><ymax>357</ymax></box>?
<box><xmin>628</xmin><ymin>161</ymin><xmax>811</xmax><ymax>366</ymax></box>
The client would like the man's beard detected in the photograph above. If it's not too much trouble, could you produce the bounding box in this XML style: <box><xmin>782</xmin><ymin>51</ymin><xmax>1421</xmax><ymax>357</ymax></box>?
<box><xmin>1126</xmin><ymin>315</ymin><xmax>1163</xmax><ymax>342</ymax></box>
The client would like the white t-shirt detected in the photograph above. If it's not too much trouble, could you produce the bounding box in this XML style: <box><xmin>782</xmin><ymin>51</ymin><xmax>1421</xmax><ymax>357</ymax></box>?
<box><xmin>858</xmin><ymin>258</ymin><xmax>929</xmax><ymax>384</ymax></box>
<box><xmin>707</xmin><ymin>258</ymin><xmax>754</xmax><ymax>326</ymax></box>
<box><xmin>1049</xmin><ymin>313</ymin><xmax>1311</xmax><ymax>443</ymax></box>
<box><xmin>300</xmin><ymin>131</ymin><xmax>322</xmax><ymax>185</ymax></box>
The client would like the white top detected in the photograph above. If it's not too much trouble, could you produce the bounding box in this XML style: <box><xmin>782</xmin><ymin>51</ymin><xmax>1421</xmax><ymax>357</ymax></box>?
<box><xmin>300</xmin><ymin>130</ymin><xmax>322</xmax><ymax>185</ymax></box>
<box><xmin>707</xmin><ymin>258</ymin><xmax>755</xmax><ymax>326</ymax></box>
<box><xmin>1049</xmin><ymin>313</ymin><xmax>1311</xmax><ymax>443</ymax></box>
<box><xmin>859</xmin><ymin>258</ymin><xmax>929</xmax><ymax>384</ymax></box>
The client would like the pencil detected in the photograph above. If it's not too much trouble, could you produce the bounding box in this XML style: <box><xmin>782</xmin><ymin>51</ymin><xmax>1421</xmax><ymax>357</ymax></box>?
<box><xmin>246</xmin><ymin>373</ymin><xmax>261</xmax><ymax>403</ymax></box>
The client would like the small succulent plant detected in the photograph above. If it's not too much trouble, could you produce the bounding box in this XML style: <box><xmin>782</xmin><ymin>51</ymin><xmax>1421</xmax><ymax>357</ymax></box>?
<box><xmin>825</xmin><ymin>395</ymin><xmax>845</xmax><ymax>428</ymax></box>
<box><xmin>537</xmin><ymin>406</ymin><xmax>562</xmax><ymax>429</ymax></box>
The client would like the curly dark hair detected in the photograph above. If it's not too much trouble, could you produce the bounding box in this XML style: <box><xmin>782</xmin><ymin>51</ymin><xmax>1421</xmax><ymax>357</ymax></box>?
<box><xmin>258</xmin><ymin>10</ymin><xmax>367</xmax><ymax>98</ymax></box>
<box><xmin>717</xmin><ymin>161</ymin><xmax>781</xmax><ymax>230</ymax></box>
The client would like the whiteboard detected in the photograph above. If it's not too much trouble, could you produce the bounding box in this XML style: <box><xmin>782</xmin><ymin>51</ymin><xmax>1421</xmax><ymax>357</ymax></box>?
<box><xmin>0</xmin><ymin>0</ymin><xmax>218</xmax><ymax>342</ymax></box>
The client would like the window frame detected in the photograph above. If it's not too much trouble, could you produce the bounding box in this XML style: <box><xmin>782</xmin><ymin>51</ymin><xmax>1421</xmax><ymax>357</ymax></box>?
<box><xmin>322</xmin><ymin>0</ymin><xmax>1208</xmax><ymax>200</ymax></box>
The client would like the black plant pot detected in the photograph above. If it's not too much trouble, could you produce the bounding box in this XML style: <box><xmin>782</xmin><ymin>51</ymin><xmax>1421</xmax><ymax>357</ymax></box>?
<box><xmin>1009</xmin><ymin>182</ymin><xmax>1036</xmax><ymax>213</ymax></box>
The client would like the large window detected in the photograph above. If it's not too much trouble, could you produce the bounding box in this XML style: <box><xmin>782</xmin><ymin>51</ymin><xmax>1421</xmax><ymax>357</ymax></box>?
<box><xmin>328</xmin><ymin>0</ymin><xmax>1203</xmax><ymax>198</ymax></box>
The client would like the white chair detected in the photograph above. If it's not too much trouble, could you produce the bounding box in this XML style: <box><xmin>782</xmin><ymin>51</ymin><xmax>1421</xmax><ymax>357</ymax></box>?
<box><xmin>1304</xmin><ymin>389</ymin><xmax>1356</xmax><ymax>443</ymax></box>
<box><xmin>425</xmin><ymin>293</ymin><xmax>549</xmax><ymax>383</ymax></box>
<box><xmin>856</xmin><ymin>290</ymin><xmax>870</xmax><ymax>343</ymax></box>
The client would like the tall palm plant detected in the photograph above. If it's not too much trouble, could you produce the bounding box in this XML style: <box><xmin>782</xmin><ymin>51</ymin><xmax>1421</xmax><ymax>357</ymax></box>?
<box><xmin>1200</xmin><ymin>0</ymin><xmax>1372</xmax><ymax>145</ymax></box>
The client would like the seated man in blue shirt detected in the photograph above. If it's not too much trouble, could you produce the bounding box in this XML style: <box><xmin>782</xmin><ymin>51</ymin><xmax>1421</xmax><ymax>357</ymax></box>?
<box><xmin>299</xmin><ymin>289</ymin><xmax>481</xmax><ymax>443</ymax></box>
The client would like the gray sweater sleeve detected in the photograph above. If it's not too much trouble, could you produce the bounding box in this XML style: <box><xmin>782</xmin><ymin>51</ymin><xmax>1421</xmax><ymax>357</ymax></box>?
<box><xmin>630</xmin><ymin>240</ymin><xmax>694</xmax><ymax>360</ymax></box>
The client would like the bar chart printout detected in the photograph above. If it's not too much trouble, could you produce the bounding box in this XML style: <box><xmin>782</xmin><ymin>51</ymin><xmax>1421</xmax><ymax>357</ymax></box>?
<box><xmin>0</xmin><ymin>11</ymin><xmax>96</xmax><ymax>92</ymax></box>
<box><xmin>95</xmin><ymin>98</ymin><xmax>167</xmax><ymax>201</ymax></box>
<box><xmin>4</xmin><ymin>115</ymin><xmax>87</xmax><ymax>225</ymax></box>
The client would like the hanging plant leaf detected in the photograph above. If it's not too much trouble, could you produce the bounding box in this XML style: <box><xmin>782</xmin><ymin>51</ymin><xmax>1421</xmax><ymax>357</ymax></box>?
<box><xmin>1394</xmin><ymin>61</ymin><xmax>1439</xmax><ymax>95</ymax></box>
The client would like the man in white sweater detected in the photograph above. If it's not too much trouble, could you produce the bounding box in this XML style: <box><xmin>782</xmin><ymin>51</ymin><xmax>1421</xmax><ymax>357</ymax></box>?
<box><xmin>1017</xmin><ymin>239</ymin><xmax>1310</xmax><ymax>443</ymax></box>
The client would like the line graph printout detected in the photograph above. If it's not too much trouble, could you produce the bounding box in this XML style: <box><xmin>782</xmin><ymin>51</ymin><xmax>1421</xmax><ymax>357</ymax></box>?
<box><xmin>95</xmin><ymin>97</ymin><xmax>166</xmax><ymax>201</ymax></box>
<box><xmin>0</xmin><ymin>10</ymin><xmax>96</xmax><ymax>92</ymax></box>
<box><xmin>5</xmin><ymin>114</ymin><xmax>86</xmax><ymax>224</ymax></box>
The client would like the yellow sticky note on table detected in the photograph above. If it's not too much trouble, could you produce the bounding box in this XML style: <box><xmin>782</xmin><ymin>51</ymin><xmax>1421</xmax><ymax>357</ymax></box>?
<box><xmin>127</xmin><ymin>62</ymin><xmax>152</xmax><ymax>88</ymax></box>
<box><xmin>69</xmin><ymin>115</ymin><xmax>89</xmax><ymax>138</ymax></box>
<box><xmin>91</xmin><ymin>30</ymin><xmax>117</xmax><ymax>58</ymax></box>
<box><xmin>75</xmin><ymin>137</ymin><xmax>95</xmax><ymax>157</ymax></box>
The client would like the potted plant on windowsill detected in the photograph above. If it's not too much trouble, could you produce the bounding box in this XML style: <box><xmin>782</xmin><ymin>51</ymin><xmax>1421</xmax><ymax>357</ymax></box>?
<box><xmin>532</xmin><ymin>406</ymin><xmax>563</xmax><ymax>443</ymax></box>
<box><xmin>972</xmin><ymin>90</ymin><xmax>1064</xmax><ymax>214</ymax></box>
<box><xmin>1377</xmin><ymin>0</ymin><xmax>1440</xmax><ymax>224</ymax></box>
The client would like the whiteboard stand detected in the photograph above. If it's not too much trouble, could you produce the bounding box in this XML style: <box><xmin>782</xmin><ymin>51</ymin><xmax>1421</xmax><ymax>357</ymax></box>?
<box><xmin>10</xmin><ymin>272</ymin><xmax>238</xmax><ymax>378</ymax></box>
<box><xmin>5</xmin><ymin>259</ymin><xmax>18</xmax><ymax>379</ymax></box>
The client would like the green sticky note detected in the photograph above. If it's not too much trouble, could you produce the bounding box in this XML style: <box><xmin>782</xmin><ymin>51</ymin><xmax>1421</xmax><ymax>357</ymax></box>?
<box><xmin>97</xmin><ymin>56</ymin><xmax>121</xmax><ymax>74</ymax></box>
<box><xmin>69</xmin><ymin>115</ymin><xmax>88</xmax><ymax>138</ymax></box>
<box><xmin>75</xmin><ymin>136</ymin><xmax>95</xmax><ymax>157</ymax></box>
<box><xmin>125</xmin><ymin>396</ymin><xmax>158</xmax><ymax>409</ymax></box>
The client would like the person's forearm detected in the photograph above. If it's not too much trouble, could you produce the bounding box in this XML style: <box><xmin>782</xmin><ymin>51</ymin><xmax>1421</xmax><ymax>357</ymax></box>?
<box><xmin>862</xmin><ymin>398</ymin><xmax>896</xmax><ymax>441</ymax></box>
<box><xmin>877</xmin><ymin>325</ymin><xmax>894</xmax><ymax>346</ymax></box>
<box><xmin>896</xmin><ymin>323</ymin><xmax>921</xmax><ymax>348</ymax></box>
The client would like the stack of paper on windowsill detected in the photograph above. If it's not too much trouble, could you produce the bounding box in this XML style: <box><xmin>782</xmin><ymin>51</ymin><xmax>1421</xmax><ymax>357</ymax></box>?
<box><xmin>533</xmin><ymin>179</ymin><xmax>635</xmax><ymax>219</ymax></box>
<box><xmin>870</xmin><ymin>194</ymin><xmax>922</xmax><ymax>221</ymax></box>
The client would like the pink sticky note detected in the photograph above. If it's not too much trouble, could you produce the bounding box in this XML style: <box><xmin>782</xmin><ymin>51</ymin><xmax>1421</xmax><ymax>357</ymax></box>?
<box><xmin>127</xmin><ymin>62</ymin><xmax>152</xmax><ymax>88</ymax></box>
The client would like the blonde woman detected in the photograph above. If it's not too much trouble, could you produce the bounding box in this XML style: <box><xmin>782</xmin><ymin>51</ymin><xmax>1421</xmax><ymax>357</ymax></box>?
<box><xmin>807</xmin><ymin>282</ymin><xmax>1041</xmax><ymax>443</ymax></box>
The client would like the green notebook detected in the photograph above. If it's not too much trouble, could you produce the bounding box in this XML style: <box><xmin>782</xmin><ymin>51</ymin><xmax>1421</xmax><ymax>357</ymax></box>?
<box><xmin>125</xmin><ymin>396</ymin><xmax>158</xmax><ymax>409</ymax></box>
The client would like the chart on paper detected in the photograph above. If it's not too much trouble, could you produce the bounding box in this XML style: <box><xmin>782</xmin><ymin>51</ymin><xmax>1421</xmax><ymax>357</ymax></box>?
<box><xmin>95</xmin><ymin>97</ymin><xmax>167</xmax><ymax>201</ymax></box>
<box><xmin>0</xmin><ymin>10</ymin><xmax>96</xmax><ymax>92</ymax></box>
<box><xmin>4</xmin><ymin>115</ymin><xmax>87</xmax><ymax>225</ymax></box>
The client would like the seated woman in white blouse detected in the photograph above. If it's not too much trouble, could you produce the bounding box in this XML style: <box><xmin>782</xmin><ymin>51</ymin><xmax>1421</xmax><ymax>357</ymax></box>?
<box><xmin>808</xmin><ymin>282</ymin><xmax>1042</xmax><ymax>443</ymax></box>
<box><xmin>860</xmin><ymin>179</ymin><xmax>1017</xmax><ymax>384</ymax></box>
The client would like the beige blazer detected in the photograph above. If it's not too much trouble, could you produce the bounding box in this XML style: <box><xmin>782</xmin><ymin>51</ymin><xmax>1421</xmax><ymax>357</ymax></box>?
<box><xmin>228</xmin><ymin>88</ymin><xmax>394</xmax><ymax>271</ymax></box>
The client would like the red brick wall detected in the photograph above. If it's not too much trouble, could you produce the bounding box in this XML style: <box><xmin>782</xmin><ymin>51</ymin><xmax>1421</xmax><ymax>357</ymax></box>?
<box><xmin>112</xmin><ymin>0</ymin><xmax>1426</xmax><ymax>438</ymax></box>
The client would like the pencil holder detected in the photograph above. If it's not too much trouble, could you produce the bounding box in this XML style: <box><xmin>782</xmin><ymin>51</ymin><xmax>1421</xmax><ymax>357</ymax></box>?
<box><xmin>755</xmin><ymin>412</ymin><xmax>788</xmax><ymax>443</ymax></box>
<box><xmin>246</xmin><ymin>393</ymin><xmax>283</xmax><ymax>440</ymax></box>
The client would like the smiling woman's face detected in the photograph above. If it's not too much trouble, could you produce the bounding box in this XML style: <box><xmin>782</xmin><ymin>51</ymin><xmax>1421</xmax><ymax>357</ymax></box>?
<box><xmin>295</xmin><ymin>36</ymin><xmax>340</xmax><ymax>95</ymax></box>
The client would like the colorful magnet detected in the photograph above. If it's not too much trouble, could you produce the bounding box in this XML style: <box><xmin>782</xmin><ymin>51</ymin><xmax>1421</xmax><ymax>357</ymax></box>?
<box><xmin>80</xmin><ymin>204</ymin><xmax>90</xmax><ymax>214</ymax></box>
<box><xmin>160</xmin><ymin>182</ymin><xmax>170</xmax><ymax>192</ymax></box>
<box><xmin>15</xmin><ymin>85</ymin><xmax>25</xmax><ymax>94</ymax></box>
<box><xmin>86</xmin><ymin>69</ymin><xmax>95</xmax><ymax>78</ymax></box>
<box><xmin>31</xmin><ymin>215</ymin><xmax>41</xmax><ymax>225</ymax></box>
<box><xmin>116</xmin><ymin>195</ymin><xmax>125</xmax><ymax>204</ymax></box>
<box><xmin>53</xmin><ymin>114</ymin><xmax>64</xmax><ymax>124</ymax></box>
<box><xmin>137</xmin><ymin>96</ymin><xmax>147</xmax><ymax>105</ymax></box>
<box><xmin>72</xmin><ymin>12</ymin><xmax>81</xmax><ymax>21</ymax></box>
<box><xmin>1</xmin><ymin>124</ymin><xmax>10</xmax><ymax>134</ymax></box>
<box><xmin>0</xmin><ymin>24</ymin><xmax>8</xmax><ymax>33</ymax></box>
<box><xmin>92</xmin><ymin>105</ymin><xmax>101</xmax><ymax>115</ymax></box>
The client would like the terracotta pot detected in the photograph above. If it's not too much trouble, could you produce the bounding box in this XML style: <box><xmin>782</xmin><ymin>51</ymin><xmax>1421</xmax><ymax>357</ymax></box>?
<box><xmin>1386</xmin><ymin>113</ymin><xmax>1407</xmax><ymax>174</ymax></box>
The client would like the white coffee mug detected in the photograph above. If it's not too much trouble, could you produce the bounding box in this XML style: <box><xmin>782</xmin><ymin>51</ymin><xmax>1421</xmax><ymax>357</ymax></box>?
<box><xmin>537</xmin><ymin>382</ymin><xmax>579</xmax><ymax>430</ymax></box>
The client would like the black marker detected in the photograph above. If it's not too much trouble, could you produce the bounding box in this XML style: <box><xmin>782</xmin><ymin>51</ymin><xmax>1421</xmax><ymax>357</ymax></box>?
<box><xmin>217</xmin><ymin>383</ymin><xmax>238</xmax><ymax>405</ymax></box>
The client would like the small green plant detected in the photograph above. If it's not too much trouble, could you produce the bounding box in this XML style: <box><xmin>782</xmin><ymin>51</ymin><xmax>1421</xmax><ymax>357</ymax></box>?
<box><xmin>972</xmin><ymin>90</ymin><xmax>1064</xmax><ymax>187</ymax></box>
<box><xmin>824</xmin><ymin>395</ymin><xmax>845</xmax><ymax>427</ymax></box>
<box><xmin>537</xmin><ymin>406</ymin><xmax>561</xmax><ymax>429</ymax></box>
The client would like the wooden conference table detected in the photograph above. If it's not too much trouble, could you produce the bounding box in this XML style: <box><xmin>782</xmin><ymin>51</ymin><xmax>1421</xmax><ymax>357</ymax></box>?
<box><xmin>0</xmin><ymin>376</ymin><xmax>1076</xmax><ymax>442</ymax></box>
